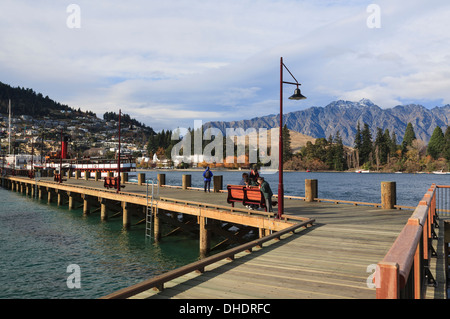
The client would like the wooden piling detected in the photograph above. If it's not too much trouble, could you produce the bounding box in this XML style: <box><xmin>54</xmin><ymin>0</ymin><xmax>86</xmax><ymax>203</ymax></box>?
<box><xmin>68</xmin><ymin>192</ymin><xmax>74</xmax><ymax>210</ymax></box>
<box><xmin>138</xmin><ymin>173</ymin><xmax>145</xmax><ymax>186</ymax></box>
<box><xmin>123</xmin><ymin>201</ymin><xmax>130</xmax><ymax>229</ymax></box>
<box><xmin>381</xmin><ymin>181</ymin><xmax>396</xmax><ymax>210</ymax></box>
<box><xmin>213</xmin><ymin>175</ymin><xmax>222</xmax><ymax>193</ymax></box>
<box><xmin>157</xmin><ymin>174</ymin><xmax>165</xmax><ymax>187</ymax></box>
<box><xmin>82</xmin><ymin>194</ymin><xmax>90</xmax><ymax>215</ymax></box>
<box><xmin>121</xmin><ymin>173</ymin><xmax>128</xmax><ymax>184</ymax></box>
<box><xmin>305</xmin><ymin>179</ymin><xmax>318</xmax><ymax>202</ymax></box>
<box><xmin>47</xmin><ymin>188</ymin><xmax>53</xmax><ymax>203</ymax></box>
<box><xmin>182</xmin><ymin>174</ymin><xmax>191</xmax><ymax>189</ymax></box>
<box><xmin>57</xmin><ymin>190</ymin><xmax>63</xmax><ymax>206</ymax></box>
<box><xmin>199</xmin><ymin>216</ymin><xmax>210</xmax><ymax>258</ymax></box>
<box><xmin>154</xmin><ymin>208</ymin><xmax>161</xmax><ymax>242</ymax></box>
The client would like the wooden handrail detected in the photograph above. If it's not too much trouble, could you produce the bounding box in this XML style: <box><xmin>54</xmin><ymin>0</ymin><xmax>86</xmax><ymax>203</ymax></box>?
<box><xmin>376</xmin><ymin>184</ymin><xmax>441</xmax><ymax>299</ymax></box>
<box><xmin>100</xmin><ymin>218</ymin><xmax>315</xmax><ymax>299</ymax></box>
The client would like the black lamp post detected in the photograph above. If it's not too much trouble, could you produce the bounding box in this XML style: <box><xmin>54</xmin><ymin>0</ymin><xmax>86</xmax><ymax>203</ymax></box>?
<box><xmin>278</xmin><ymin>57</ymin><xmax>306</xmax><ymax>219</ymax></box>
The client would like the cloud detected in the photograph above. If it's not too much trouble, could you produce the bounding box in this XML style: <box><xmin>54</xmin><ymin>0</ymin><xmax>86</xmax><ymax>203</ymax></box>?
<box><xmin>1</xmin><ymin>1</ymin><xmax>450</xmax><ymax>131</ymax></box>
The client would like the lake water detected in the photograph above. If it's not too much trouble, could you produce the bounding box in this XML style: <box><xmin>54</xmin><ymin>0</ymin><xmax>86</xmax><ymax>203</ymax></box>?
<box><xmin>132</xmin><ymin>170</ymin><xmax>450</xmax><ymax>207</ymax></box>
<box><xmin>0</xmin><ymin>171</ymin><xmax>448</xmax><ymax>298</ymax></box>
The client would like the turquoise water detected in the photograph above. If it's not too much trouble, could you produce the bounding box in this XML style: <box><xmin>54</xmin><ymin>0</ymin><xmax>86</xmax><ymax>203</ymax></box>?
<box><xmin>0</xmin><ymin>171</ymin><xmax>448</xmax><ymax>298</ymax></box>
<box><xmin>0</xmin><ymin>187</ymin><xmax>200</xmax><ymax>299</ymax></box>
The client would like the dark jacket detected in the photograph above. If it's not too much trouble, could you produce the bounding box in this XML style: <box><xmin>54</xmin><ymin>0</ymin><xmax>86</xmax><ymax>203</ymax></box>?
<box><xmin>259</xmin><ymin>180</ymin><xmax>273</xmax><ymax>198</ymax></box>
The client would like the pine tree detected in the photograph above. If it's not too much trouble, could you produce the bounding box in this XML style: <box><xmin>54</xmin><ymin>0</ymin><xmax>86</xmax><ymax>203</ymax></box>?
<box><xmin>360</xmin><ymin>123</ymin><xmax>373</xmax><ymax>165</ymax></box>
<box><xmin>402</xmin><ymin>122</ymin><xmax>416</xmax><ymax>153</ymax></box>
<box><xmin>427</xmin><ymin>126</ymin><xmax>445</xmax><ymax>159</ymax></box>
<box><xmin>444</xmin><ymin>126</ymin><xmax>450</xmax><ymax>161</ymax></box>
<box><xmin>374</xmin><ymin>127</ymin><xmax>389</xmax><ymax>165</ymax></box>
<box><xmin>354</xmin><ymin>122</ymin><xmax>362</xmax><ymax>166</ymax></box>
<box><xmin>282</xmin><ymin>124</ymin><xmax>292</xmax><ymax>162</ymax></box>
<box><xmin>333</xmin><ymin>131</ymin><xmax>345</xmax><ymax>171</ymax></box>
<box><xmin>390</xmin><ymin>131</ymin><xmax>398</xmax><ymax>157</ymax></box>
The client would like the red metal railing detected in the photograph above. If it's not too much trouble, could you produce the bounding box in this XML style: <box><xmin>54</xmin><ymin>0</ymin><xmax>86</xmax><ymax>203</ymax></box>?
<box><xmin>376</xmin><ymin>184</ymin><xmax>445</xmax><ymax>299</ymax></box>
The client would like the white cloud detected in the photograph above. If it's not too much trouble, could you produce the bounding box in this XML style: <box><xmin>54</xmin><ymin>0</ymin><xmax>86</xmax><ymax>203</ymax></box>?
<box><xmin>1</xmin><ymin>1</ymin><xmax>450</xmax><ymax>130</ymax></box>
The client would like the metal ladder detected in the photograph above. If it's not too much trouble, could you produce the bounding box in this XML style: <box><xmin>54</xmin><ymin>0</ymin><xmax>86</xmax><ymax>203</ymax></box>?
<box><xmin>145</xmin><ymin>178</ymin><xmax>158</xmax><ymax>240</ymax></box>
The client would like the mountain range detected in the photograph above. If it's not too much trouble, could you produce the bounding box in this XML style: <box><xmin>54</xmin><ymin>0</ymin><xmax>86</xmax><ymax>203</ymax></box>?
<box><xmin>206</xmin><ymin>99</ymin><xmax>450</xmax><ymax>146</ymax></box>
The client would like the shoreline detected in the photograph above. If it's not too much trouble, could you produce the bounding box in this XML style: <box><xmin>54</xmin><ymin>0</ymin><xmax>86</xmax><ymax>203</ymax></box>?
<box><xmin>134</xmin><ymin>167</ymin><xmax>449</xmax><ymax>174</ymax></box>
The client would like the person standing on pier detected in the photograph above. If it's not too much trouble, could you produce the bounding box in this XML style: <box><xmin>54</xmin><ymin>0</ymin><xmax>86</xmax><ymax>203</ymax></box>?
<box><xmin>249</xmin><ymin>166</ymin><xmax>259</xmax><ymax>185</ymax></box>
<box><xmin>203</xmin><ymin>166</ymin><xmax>213</xmax><ymax>192</ymax></box>
<box><xmin>257</xmin><ymin>177</ymin><xmax>273</xmax><ymax>212</ymax></box>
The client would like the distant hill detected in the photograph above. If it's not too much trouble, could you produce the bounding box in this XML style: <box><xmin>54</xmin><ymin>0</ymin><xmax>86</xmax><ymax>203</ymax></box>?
<box><xmin>0</xmin><ymin>81</ymin><xmax>155</xmax><ymax>134</ymax></box>
<box><xmin>0</xmin><ymin>81</ymin><xmax>83</xmax><ymax>118</ymax></box>
<box><xmin>244</xmin><ymin>128</ymin><xmax>316</xmax><ymax>153</ymax></box>
<box><xmin>206</xmin><ymin>99</ymin><xmax>450</xmax><ymax>146</ymax></box>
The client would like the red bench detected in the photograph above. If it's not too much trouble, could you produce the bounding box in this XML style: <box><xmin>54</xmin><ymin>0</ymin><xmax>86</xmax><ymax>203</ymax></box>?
<box><xmin>226</xmin><ymin>185</ymin><xmax>277</xmax><ymax>212</ymax></box>
<box><xmin>104</xmin><ymin>177</ymin><xmax>125</xmax><ymax>189</ymax></box>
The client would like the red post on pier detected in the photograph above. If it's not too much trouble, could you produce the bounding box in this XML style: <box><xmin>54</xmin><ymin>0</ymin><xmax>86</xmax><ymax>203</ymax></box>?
<box><xmin>117</xmin><ymin>109</ymin><xmax>121</xmax><ymax>193</ymax></box>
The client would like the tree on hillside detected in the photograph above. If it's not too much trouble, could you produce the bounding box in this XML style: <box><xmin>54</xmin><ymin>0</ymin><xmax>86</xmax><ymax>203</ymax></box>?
<box><xmin>332</xmin><ymin>131</ymin><xmax>346</xmax><ymax>171</ymax></box>
<box><xmin>402</xmin><ymin>122</ymin><xmax>416</xmax><ymax>154</ymax></box>
<box><xmin>374</xmin><ymin>127</ymin><xmax>388</xmax><ymax>166</ymax></box>
<box><xmin>444</xmin><ymin>126</ymin><xmax>450</xmax><ymax>162</ymax></box>
<box><xmin>282</xmin><ymin>124</ymin><xmax>292</xmax><ymax>162</ymax></box>
<box><xmin>427</xmin><ymin>126</ymin><xmax>445</xmax><ymax>159</ymax></box>
<box><xmin>360</xmin><ymin>123</ymin><xmax>373</xmax><ymax>165</ymax></box>
<box><xmin>390</xmin><ymin>130</ymin><xmax>398</xmax><ymax>157</ymax></box>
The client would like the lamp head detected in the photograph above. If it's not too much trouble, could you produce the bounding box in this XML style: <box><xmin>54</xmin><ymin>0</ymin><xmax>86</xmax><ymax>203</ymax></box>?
<box><xmin>289</xmin><ymin>87</ymin><xmax>307</xmax><ymax>100</ymax></box>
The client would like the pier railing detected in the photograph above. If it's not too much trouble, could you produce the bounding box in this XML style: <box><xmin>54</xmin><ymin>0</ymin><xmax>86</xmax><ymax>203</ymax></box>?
<box><xmin>376</xmin><ymin>184</ymin><xmax>445</xmax><ymax>299</ymax></box>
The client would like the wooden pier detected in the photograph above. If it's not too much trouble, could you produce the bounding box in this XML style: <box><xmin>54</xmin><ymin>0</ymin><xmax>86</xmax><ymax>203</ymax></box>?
<box><xmin>0</xmin><ymin>173</ymin><xmax>447</xmax><ymax>299</ymax></box>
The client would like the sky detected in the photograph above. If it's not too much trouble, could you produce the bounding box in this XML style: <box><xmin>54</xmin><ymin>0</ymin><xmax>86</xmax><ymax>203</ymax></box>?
<box><xmin>1</xmin><ymin>0</ymin><xmax>450</xmax><ymax>132</ymax></box>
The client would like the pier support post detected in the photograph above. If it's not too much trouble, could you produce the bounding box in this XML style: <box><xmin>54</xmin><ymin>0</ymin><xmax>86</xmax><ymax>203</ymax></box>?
<box><xmin>68</xmin><ymin>192</ymin><xmax>74</xmax><ymax>210</ymax></box>
<box><xmin>182</xmin><ymin>174</ymin><xmax>191</xmax><ymax>189</ymax></box>
<box><xmin>47</xmin><ymin>188</ymin><xmax>54</xmax><ymax>203</ymax></box>
<box><xmin>75</xmin><ymin>171</ymin><xmax>81</xmax><ymax>179</ymax></box>
<box><xmin>122</xmin><ymin>201</ymin><xmax>130</xmax><ymax>229</ymax></box>
<box><xmin>154</xmin><ymin>208</ymin><xmax>161</xmax><ymax>242</ymax></box>
<box><xmin>381</xmin><ymin>181</ymin><xmax>396</xmax><ymax>210</ymax></box>
<box><xmin>305</xmin><ymin>179</ymin><xmax>318</xmax><ymax>202</ymax></box>
<box><xmin>84</xmin><ymin>171</ymin><xmax>90</xmax><ymax>181</ymax></box>
<box><xmin>138</xmin><ymin>173</ymin><xmax>145</xmax><ymax>185</ymax></box>
<box><xmin>213</xmin><ymin>175</ymin><xmax>222</xmax><ymax>193</ymax></box>
<box><xmin>199</xmin><ymin>216</ymin><xmax>210</xmax><ymax>259</ymax></box>
<box><xmin>157</xmin><ymin>174</ymin><xmax>165</xmax><ymax>187</ymax></box>
<box><xmin>95</xmin><ymin>171</ymin><xmax>101</xmax><ymax>181</ymax></box>
<box><xmin>38</xmin><ymin>186</ymin><xmax>43</xmax><ymax>200</ymax></box>
<box><xmin>57</xmin><ymin>190</ymin><xmax>63</xmax><ymax>206</ymax></box>
<box><xmin>82</xmin><ymin>194</ymin><xmax>90</xmax><ymax>215</ymax></box>
<box><xmin>99</xmin><ymin>198</ymin><xmax>108</xmax><ymax>221</ymax></box>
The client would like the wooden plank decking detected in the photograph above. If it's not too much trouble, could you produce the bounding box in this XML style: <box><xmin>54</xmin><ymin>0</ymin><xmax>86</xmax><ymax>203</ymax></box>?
<box><xmin>131</xmin><ymin>202</ymin><xmax>413</xmax><ymax>299</ymax></box>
